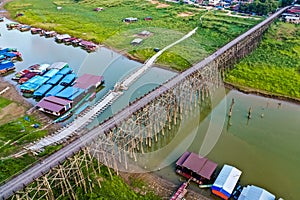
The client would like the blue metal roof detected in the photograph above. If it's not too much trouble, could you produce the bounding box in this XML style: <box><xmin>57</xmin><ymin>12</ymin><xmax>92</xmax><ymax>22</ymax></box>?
<box><xmin>60</xmin><ymin>73</ymin><xmax>76</xmax><ymax>86</ymax></box>
<box><xmin>47</xmin><ymin>74</ymin><xmax>64</xmax><ymax>85</ymax></box>
<box><xmin>21</xmin><ymin>76</ymin><xmax>50</xmax><ymax>92</ymax></box>
<box><xmin>33</xmin><ymin>84</ymin><xmax>53</xmax><ymax>97</ymax></box>
<box><xmin>43</xmin><ymin>68</ymin><xmax>59</xmax><ymax>79</ymax></box>
<box><xmin>0</xmin><ymin>61</ymin><xmax>14</xmax><ymax>70</ymax></box>
<box><xmin>57</xmin><ymin>67</ymin><xmax>72</xmax><ymax>76</ymax></box>
<box><xmin>56</xmin><ymin>86</ymin><xmax>84</xmax><ymax>101</ymax></box>
<box><xmin>45</xmin><ymin>85</ymin><xmax>65</xmax><ymax>97</ymax></box>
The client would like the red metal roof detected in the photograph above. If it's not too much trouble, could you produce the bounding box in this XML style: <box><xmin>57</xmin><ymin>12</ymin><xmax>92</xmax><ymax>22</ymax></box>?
<box><xmin>73</xmin><ymin>74</ymin><xmax>103</xmax><ymax>89</ymax></box>
<box><xmin>36</xmin><ymin>96</ymin><xmax>72</xmax><ymax>112</ymax></box>
<box><xmin>176</xmin><ymin>152</ymin><xmax>217</xmax><ymax>180</ymax></box>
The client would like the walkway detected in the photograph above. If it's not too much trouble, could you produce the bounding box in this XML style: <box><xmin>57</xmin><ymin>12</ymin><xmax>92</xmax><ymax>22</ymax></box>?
<box><xmin>26</xmin><ymin>27</ymin><xmax>198</xmax><ymax>153</ymax></box>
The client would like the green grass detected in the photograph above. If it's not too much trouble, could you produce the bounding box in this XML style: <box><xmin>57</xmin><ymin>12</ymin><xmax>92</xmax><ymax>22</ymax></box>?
<box><xmin>225</xmin><ymin>22</ymin><xmax>300</xmax><ymax>99</ymax></box>
<box><xmin>0</xmin><ymin>97</ymin><xmax>12</xmax><ymax>109</ymax></box>
<box><xmin>73</xmin><ymin>163</ymin><xmax>161</xmax><ymax>200</ymax></box>
<box><xmin>0</xmin><ymin>155</ymin><xmax>37</xmax><ymax>183</ymax></box>
<box><xmin>0</xmin><ymin>115</ymin><xmax>48</xmax><ymax>157</ymax></box>
<box><xmin>5</xmin><ymin>0</ymin><xmax>262</xmax><ymax>71</ymax></box>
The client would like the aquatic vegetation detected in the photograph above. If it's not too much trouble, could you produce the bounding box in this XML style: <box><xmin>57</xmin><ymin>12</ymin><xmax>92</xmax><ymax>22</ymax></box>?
<box><xmin>225</xmin><ymin>22</ymin><xmax>300</xmax><ymax>99</ymax></box>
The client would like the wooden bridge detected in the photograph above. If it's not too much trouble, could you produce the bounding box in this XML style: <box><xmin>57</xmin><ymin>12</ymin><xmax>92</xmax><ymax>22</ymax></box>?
<box><xmin>0</xmin><ymin>7</ymin><xmax>288</xmax><ymax>200</ymax></box>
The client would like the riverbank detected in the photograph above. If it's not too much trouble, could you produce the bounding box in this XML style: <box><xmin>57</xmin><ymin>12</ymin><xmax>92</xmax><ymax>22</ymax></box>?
<box><xmin>224</xmin><ymin>81</ymin><xmax>300</xmax><ymax>105</ymax></box>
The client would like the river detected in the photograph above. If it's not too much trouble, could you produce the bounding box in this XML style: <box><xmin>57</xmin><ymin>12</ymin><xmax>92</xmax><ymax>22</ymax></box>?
<box><xmin>154</xmin><ymin>90</ymin><xmax>300</xmax><ymax>200</ymax></box>
<box><xmin>1</xmin><ymin>18</ymin><xmax>300</xmax><ymax>200</ymax></box>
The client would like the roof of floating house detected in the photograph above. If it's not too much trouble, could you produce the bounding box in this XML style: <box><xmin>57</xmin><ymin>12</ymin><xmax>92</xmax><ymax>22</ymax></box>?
<box><xmin>0</xmin><ymin>61</ymin><xmax>14</xmax><ymax>70</ymax></box>
<box><xmin>33</xmin><ymin>84</ymin><xmax>53</xmax><ymax>97</ymax></box>
<box><xmin>79</xmin><ymin>40</ymin><xmax>97</xmax><ymax>47</ymax></box>
<box><xmin>50</xmin><ymin>62</ymin><xmax>69</xmax><ymax>70</ymax></box>
<box><xmin>43</xmin><ymin>68</ymin><xmax>59</xmax><ymax>79</ymax></box>
<box><xmin>55</xmin><ymin>34</ymin><xmax>71</xmax><ymax>40</ymax></box>
<box><xmin>57</xmin><ymin>67</ymin><xmax>72</xmax><ymax>76</ymax></box>
<box><xmin>55</xmin><ymin>86</ymin><xmax>85</xmax><ymax>101</ymax></box>
<box><xmin>20</xmin><ymin>76</ymin><xmax>50</xmax><ymax>91</ymax></box>
<box><xmin>36</xmin><ymin>96</ymin><xmax>72</xmax><ymax>112</ymax></box>
<box><xmin>238</xmin><ymin>185</ymin><xmax>275</xmax><ymax>200</ymax></box>
<box><xmin>46</xmin><ymin>74</ymin><xmax>64</xmax><ymax>85</ymax></box>
<box><xmin>212</xmin><ymin>165</ymin><xmax>242</xmax><ymax>199</ymax></box>
<box><xmin>45</xmin><ymin>85</ymin><xmax>65</xmax><ymax>97</ymax></box>
<box><xmin>73</xmin><ymin>74</ymin><xmax>103</xmax><ymax>89</ymax></box>
<box><xmin>176</xmin><ymin>151</ymin><xmax>218</xmax><ymax>180</ymax></box>
<box><xmin>2</xmin><ymin>52</ymin><xmax>17</xmax><ymax>58</ymax></box>
<box><xmin>60</xmin><ymin>73</ymin><xmax>76</xmax><ymax>86</ymax></box>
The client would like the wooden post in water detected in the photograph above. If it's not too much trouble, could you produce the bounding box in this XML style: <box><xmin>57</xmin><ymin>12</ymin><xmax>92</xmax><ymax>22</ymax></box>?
<box><xmin>248</xmin><ymin>106</ymin><xmax>252</xmax><ymax>119</ymax></box>
<box><xmin>228</xmin><ymin>98</ymin><xmax>235</xmax><ymax>117</ymax></box>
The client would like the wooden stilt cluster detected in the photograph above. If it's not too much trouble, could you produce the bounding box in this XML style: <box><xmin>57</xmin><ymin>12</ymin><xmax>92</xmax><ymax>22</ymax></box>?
<box><xmin>5</xmin><ymin>9</ymin><xmax>288</xmax><ymax>199</ymax></box>
<box><xmin>12</xmin><ymin>149</ymin><xmax>100</xmax><ymax>200</ymax></box>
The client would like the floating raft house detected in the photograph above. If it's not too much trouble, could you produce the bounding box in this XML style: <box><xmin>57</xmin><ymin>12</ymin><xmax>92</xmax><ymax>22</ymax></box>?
<box><xmin>45</xmin><ymin>85</ymin><xmax>65</xmax><ymax>97</ymax></box>
<box><xmin>0</xmin><ymin>61</ymin><xmax>15</xmax><ymax>73</ymax></box>
<box><xmin>30</xmin><ymin>63</ymin><xmax>49</xmax><ymax>75</ymax></box>
<box><xmin>73</xmin><ymin>73</ymin><xmax>104</xmax><ymax>90</ymax></box>
<box><xmin>57</xmin><ymin>66</ymin><xmax>72</xmax><ymax>76</ymax></box>
<box><xmin>176</xmin><ymin>151</ymin><xmax>217</xmax><ymax>183</ymax></box>
<box><xmin>20</xmin><ymin>76</ymin><xmax>49</xmax><ymax>92</ymax></box>
<box><xmin>50</xmin><ymin>62</ymin><xmax>69</xmax><ymax>70</ymax></box>
<box><xmin>43</xmin><ymin>68</ymin><xmax>59</xmax><ymax>79</ymax></box>
<box><xmin>56</xmin><ymin>86</ymin><xmax>85</xmax><ymax>101</ymax></box>
<box><xmin>33</xmin><ymin>84</ymin><xmax>53</xmax><ymax>98</ymax></box>
<box><xmin>47</xmin><ymin>74</ymin><xmax>64</xmax><ymax>85</ymax></box>
<box><xmin>238</xmin><ymin>185</ymin><xmax>275</xmax><ymax>200</ymax></box>
<box><xmin>60</xmin><ymin>73</ymin><xmax>76</xmax><ymax>86</ymax></box>
<box><xmin>36</xmin><ymin>96</ymin><xmax>72</xmax><ymax>116</ymax></box>
<box><xmin>212</xmin><ymin>165</ymin><xmax>242</xmax><ymax>200</ymax></box>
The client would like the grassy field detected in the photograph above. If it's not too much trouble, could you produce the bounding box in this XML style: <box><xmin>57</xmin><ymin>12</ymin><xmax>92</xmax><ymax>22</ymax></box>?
<box><xmin>5</xmin><ymin>0</ymin><xmax>262</xmax><ymax>71</ymax></box>
<box><xmin>0</xmin><ymin>97</ymin><xmax>50</xmax><ymax>183</ymax></box>
<box><xmin>225</xmin><ymin>22</ymin><xmax>300</xmax><ymax>99</ymax></box>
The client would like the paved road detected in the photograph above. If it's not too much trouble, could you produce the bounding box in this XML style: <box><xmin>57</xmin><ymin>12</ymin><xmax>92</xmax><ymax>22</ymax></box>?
<box><xmin>0</xmin><ymin>7</ymin><xmax>288</xmax><ymax>199</ymax></box>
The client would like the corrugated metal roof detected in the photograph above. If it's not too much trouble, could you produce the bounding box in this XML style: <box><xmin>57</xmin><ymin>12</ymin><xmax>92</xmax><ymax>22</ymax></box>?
<box><xmin>47</xmin><ymin>74</ymin><xmax>64</xmax><ymax>85</ymax></box>
<box><xmin>56</xmin><ymin>86</ymin><xmax>84</xmax><ymax>100</ymax></box>
<box><xmin>36</xmin><ymin>96</ymin><xmax>72</xmax><ymax>112</ymax></box>
<box><xmin>212</xmin><ymin>165</ymin><xmax>242</xmax><ymax>198</ymax></box>
<box><xmin>73</xmin><ymin>74</ymin><xmax>103</xmax><ymax>89</ymax></box>
<box><xmin>57</xmin><ymin>67</ymin><xmax>72</xmax><ymax>76</ymax></box>
<box><xmin>0</xmin><ymin>61</ymin><xmax>14</xmax><ymax>70</ymax></box>
<box><xmin>45</xmin><ymin>85</ymin><xmax>65</xmax><ymax>97</ymax></box>
<box><xmin>176</xmin><ymin>151</ymin><xmax>217</xmax><ymax>180</ymax></box>
<box><xmin>60</xmin><ymin>73</ymin><xmax>76</xmax><ymax>86</ymax></box>
<box><xmin>238</xmin><ymin>185</ymin><xmax>275</xmax><ymax>200</ymax></box>
<box><xmin>43</xmin><ymin>68</ymin><xmax>59</xmax><ymax>78</ymax></box>
<box><xmin>33</xmin><ymin>84</ymin><xmax>53</xmax><ymax>97</ymax></box>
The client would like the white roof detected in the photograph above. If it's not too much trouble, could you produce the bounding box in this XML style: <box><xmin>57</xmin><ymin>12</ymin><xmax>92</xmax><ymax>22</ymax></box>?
<box><xmin>213</xmin><ymin>164</ymin><xmax>242</xmax><ymax>195</ymax></box>
<box><xmin>238</xmin><ymin>185</ymin><xmax>275</xmax><ymax>200</ymax></box>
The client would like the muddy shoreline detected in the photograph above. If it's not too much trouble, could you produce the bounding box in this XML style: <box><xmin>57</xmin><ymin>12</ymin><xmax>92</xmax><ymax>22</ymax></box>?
<box><xmin>224</xmin><ymin>81</ymin><xmax>300</xmax><ymax>105</ymax></box>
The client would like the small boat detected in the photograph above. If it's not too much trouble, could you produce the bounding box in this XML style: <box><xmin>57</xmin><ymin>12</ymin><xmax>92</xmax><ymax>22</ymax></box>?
<box><xmin>31</xmin><ymin>27</ymin><xmax>43</xmax><ymax>34</ymax></box>
<box><xmin>55</xmin><ymin>34</ymin><xmax>70</xmax><ymax>43</ymax></box>
<box><xmin>6</xmin><ymin>22</ymin><xmax>20</xmax><ymax>30</ymax></box>
<box><xmin>18</xmin><ymin>72</ymin><xmax>37</xmax><ymax>84</ymax></box>
<box><xmin>43</xmin><ymin>31</ymin><xmax>56</xmax><ymax>38</ymax></box>
<box><xmin>170</xmin><ymin>182</ymin><xmax>188</xmax><ymax>200</ymax></box>
<box><xmin>54</xmin><ymin>111</ymin><xmax>73</xmax><ymax>123</ymax></box>
<box><xmin>63</xmin><ymin>37</ymin><xmax>77</xmax><ymax>45</ymax></box>
<box><xmin>18</xmin><ymin>25</ymin><xmax>31</xmax><ymax>32</ymax></box>
<box><xmin>79</xmin><ymin>40</ymin><xmax>97</xmax><ymax>52</ymax></box>
<box><xmin>13</xmin><ymin>69</ymin><xmax>30</xmax><ymax>80</ymax></box>
<box><xmin>71</xmin><ymin>38</ymin><xmax>82</xmax><ymax>46</ymax></box>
